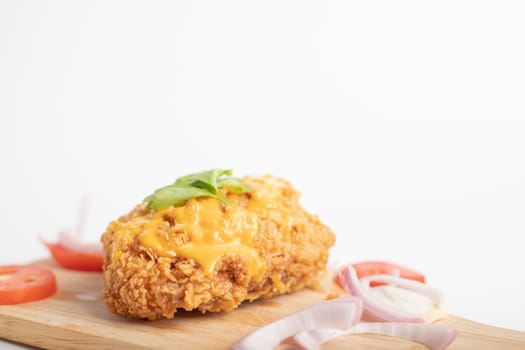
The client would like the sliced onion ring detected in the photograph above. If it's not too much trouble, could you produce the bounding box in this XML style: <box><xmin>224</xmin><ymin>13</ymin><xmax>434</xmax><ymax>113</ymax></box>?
<box><xmin>232</xmin><ymin>297</ymin><xmax>363</xmax><ymax>350</ymax></box>
<box><xmin>361</xmin><ymin>274</ymin><xmax>443</xmax><ymax>304</ymax></box>
<box><xmin>340</xmin><ymin>265</ymin><xmax>432</xmax><ymax>322</ymax></box>
<box><xmin>293</xmin><ymin>322</ymin><xmax>457</xmax><ymax>350</ymax></box>
<box><xmin>370</xmin><ymin>285</ymin><xmax>448</xmax><ymax>323</ymax></box>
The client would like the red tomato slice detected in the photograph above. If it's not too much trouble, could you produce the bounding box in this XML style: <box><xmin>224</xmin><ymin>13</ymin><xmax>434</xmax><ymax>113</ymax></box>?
<box><xmin>0</xmin><ymin>265</ymin><xmax>57</xmax><ymax>305</ymax></box>
<box><xmin>336</xmin><ymin>261</ymin><xmax>426</xmax><ymax>288</ymax></box>
<box><xmin>42</xmin><ymin>241</ymin><xmax>103</xmax><ymax>272</ymax></box>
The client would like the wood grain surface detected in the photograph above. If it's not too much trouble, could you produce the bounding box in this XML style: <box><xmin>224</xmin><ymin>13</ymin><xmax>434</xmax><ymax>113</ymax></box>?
<box><xmin>0</xmin><ymin>261</ymin><xmax>524</xmax><ymax>349</ymax></box>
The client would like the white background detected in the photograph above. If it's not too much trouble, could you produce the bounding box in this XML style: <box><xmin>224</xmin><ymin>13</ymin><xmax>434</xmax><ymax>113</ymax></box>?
<box><xmin>1</xmin><ymin>1</ymin><xmax>524</xmax><ymax>347</ymax></box>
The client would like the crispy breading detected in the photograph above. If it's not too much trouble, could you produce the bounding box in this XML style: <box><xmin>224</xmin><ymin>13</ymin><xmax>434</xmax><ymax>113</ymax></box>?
<box><xmin>101</xmin><ymin>175</ymin><xmax>335</xmax><ymax>320</ymax></box>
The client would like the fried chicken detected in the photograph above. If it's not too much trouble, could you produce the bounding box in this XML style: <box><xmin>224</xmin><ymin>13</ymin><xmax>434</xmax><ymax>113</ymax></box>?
<box><xmin>101</xmin><ymin>175</ymin><xmax>335</xmax><ymax>320</ymax></box>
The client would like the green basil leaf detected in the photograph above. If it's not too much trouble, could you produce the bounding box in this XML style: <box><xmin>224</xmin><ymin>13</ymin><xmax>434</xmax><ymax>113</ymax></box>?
<box><xmin>144</xmin><ymin>168</ymin><xmax>250</xmax><ymax>211</ymax></box>
<box><xmin>145</xmin><ymin>184</ymin><xmax>229</xmax><ymax>210</ymax></box>
<box><xmin>217</xmin><ymin>177</ymin><xmax>253</xmax><ymax>193</ymax></box>
<box><xmin>175</xmin><ymin>168</ymin><xmax>232</xmax><ymax>194</ymax></box>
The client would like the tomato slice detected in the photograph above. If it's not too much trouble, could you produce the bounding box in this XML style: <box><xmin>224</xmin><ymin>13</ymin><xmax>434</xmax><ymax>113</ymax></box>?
<box><xmin>336</xmin><ymin>261</ymin><xmax>426</xmax><ymax>288</ymax></box>
<box><xmin>42</xmin><ymin>241</ymin><xmax>103</xmax><ymax>272</ymax></box>
<box><xmin>0</xmin><ymin>265</ymin><xmax>57</xmax><ymax>305</ymax></box>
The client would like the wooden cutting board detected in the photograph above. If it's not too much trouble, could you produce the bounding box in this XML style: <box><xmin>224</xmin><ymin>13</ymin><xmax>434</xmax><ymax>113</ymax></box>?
<box><xmin>1</xmin><ymin>261</ymin><xmax>524</xmax><ymax>350</ymax></box>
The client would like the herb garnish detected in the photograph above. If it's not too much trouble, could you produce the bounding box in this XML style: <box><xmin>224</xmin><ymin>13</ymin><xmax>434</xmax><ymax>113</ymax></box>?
<box><xmin>144</xmin><ymin>169</ymin><xmax>252</xmax><ymax>210</ymax></box>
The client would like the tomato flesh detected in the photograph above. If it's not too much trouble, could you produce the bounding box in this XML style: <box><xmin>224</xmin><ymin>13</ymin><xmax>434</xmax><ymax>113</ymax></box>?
<box><xmin>0</xmin><ymin>265</ymin><xmax>57</xmax><ymax>305</ymax></box>
<box><xmin>42</xmin><ymin>241</ymin><xmax>103</xmax><ymax>272</ymax></box>
<box><xmin>336</xmin><ymin>261</ymin><xmax>425</xmax><ymax>288</ymax></box>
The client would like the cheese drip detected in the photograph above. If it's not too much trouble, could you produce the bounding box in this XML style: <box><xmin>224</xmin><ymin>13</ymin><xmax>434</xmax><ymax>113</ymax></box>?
<box><xmin>139</xmin><ymin>196</ymin><xmax>265</xmax><ymax>279</ymax></box>
<box><xmin>110</xmin><ymin>177</ymin><xmax>292</xmax><ymax>281</ymax></box>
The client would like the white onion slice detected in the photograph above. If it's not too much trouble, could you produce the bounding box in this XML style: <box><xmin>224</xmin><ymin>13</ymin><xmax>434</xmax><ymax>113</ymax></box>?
<box><xmin>369</xmin><ymin>285</ymin><xmax>447</xmax><ymax>323</ymax></box>
<box><xmin>235</xmin><ymin>265</ymin><xmax>456</xmax><ymax>349</ymax></box>
<box><xmin>361</xmin><ymin>274</ymin><xmax>443</xmax><ymax>304</ymax></box>
<box><xmin>293</xmin><ymin>322</ymin><xmax>457</xmax><ymax>350</ymax></box>
<box><xmin>232</xmin><ymin>297</ymin><xmax>363</xmax><ymax>350</ymax></box>
<box><xmin>339</xmin><ymin>265</ymin><xmax>426</xmax><ymax>322</ymax></box>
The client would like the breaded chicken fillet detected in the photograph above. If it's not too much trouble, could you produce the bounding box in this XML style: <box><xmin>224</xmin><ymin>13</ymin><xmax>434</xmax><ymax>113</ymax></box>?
<box><xmin>101</xmin><ymin>175</ymin><xmax>335</xmax><ymax>320</ymax></box>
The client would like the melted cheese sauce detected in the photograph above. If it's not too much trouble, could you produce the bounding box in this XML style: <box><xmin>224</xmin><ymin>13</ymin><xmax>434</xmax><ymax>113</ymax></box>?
<box><xmin>110</xmin><ymin>177</ymin><xmax>292</xmax><ymax>281</ymax></box>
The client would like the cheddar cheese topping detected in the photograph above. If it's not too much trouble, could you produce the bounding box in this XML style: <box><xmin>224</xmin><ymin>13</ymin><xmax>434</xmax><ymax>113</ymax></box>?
<box><xmin>108</xmin><ymin>176</ymin><xmax>293</xmax><ymax>281</ymax></box>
